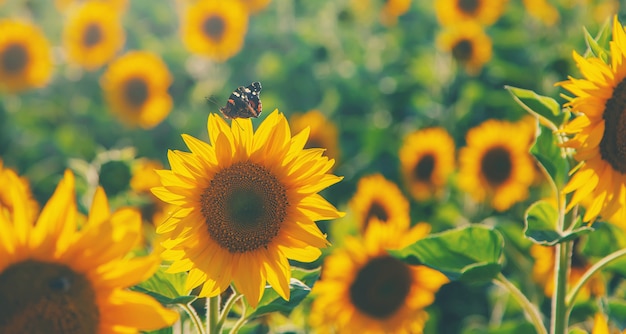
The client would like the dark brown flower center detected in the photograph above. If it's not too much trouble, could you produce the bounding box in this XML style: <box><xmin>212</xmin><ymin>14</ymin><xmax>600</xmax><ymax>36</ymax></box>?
<box><xmin>124</xmin><ymin>77</ymin><xmax>149</xmax><ymax>107</ymax></box>
<box><xmin>349</xmin><ymin>255</ymin><xmax>412</xmax><ymax>319</ymax></box>
<box><xmin>200</xmin><ymin>161</ymin><xmax>288</xmax><ymax>253</ymax></box>
<box><xmin>202</xmin><ymin>15</ymin><xmax>226</xmax><ymax>41</ymax></box>
<box><xmin>82</xmin><ymin>23</ymin><xmax>103</xmax><ymax>47</ymax></box>
<box><xmin>458</xmin><ymin>0</ymin><xmax>479</xmax><ymax>14</ymax></box>
<box><xmin>452</xmin><ymin>39</ymin><xmax>473</xmax><ymax>62</ymax></box>
<box><xmin>1</xmin><ymin>43</ymin><xmax>28</xmax><ymax>74</ymax></box>
<box><xmin>0</xmin><ymin>260</ymin><xmax>99</xmax><ymax>334</ymax></box>
<box><xmin>414</xmin><ymin>154</ymin><xmax>435</xmax><ymax>182</ymax></box>
<box><xmin>600</xmin><ymin>79</ymin><xmax>626</xmax><ymax>173</ymax></box>
<box><xmin>480</xmin><ymin>146</ymin><xmax>512</xmax><ymax>187</ymax></box>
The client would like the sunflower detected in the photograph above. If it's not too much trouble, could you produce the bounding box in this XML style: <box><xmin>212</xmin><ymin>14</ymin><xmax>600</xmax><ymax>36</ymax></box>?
<box><xmin>458</xmin><ymin>119</ymin><xmax>535</xmax><ymax>212</ymax></box>
<box><xmin>558</xmin><ymin>16</ymin><xmax>626</xmax><ymax>225</ymax></box>
<box><xmin>434</xmin><ymin>0</ymin><xmax>507</xmax><ymax>27</ymax></box>
<box><xmin>349</xmin><ymin>174</ymin><xmax>411</xmax><ymax>232</ymax></box>
<box><xmin>151</xmin><ymin>110</ymin><xmax>343</xmax><ymax>307</ymax></box>
<box><xmin>437</xmin><ymin>21</ymin><xmax>493</xmax><ymax>75</ymax></box>
<box><xmin>289</xmin><ymin>110</ymin><xmax>340</xmax><ymax>165</ymax></box>
<box><xmin>522</xmin><ymin>0</ymin><xmax>559</xmax><ymax>26</ymax></box>
<box><xmin>101</xmin><ymin>51</ymin><xmax>173</xmax><ymax>129</ymax></box>
<box><xmin>309</xmin><ymin>219</ymin><xmax>448</xmax><ymax>333</ymax></box>
<box><xmin>63</xmin><ymin>2</ymin><xmax>125</xmax><ymax>70</ymax></box>
<box><xmin>0</xmin><ymin>19</ymin><xmax>52</xmax><ymax>93</ymax></box>
<box><xmin>55</xmin><ymin>0</ymin><xmax>129</xmax><ymax>13</ymax></box>
<box><xmin>350</xmin><ymin>0</ymin><xmax>411</xmax><ymax>25</ymax></box>
<box><xmin>0</xmin><ymin>159</ymin><xmax>38</xmax><ymax>223</ymax></box>
<box><xmin>530</xmin><ymin>244</ymin><xmax>604</xmax><ymax>299</ymax></box>
<box><xmin>0</xmin><ymin>170</ymin><xmax>178</xmax><ymax>333</ymax></box>
<box><xmin>130</xmin><ymin>158</ymin><xmax>165</xmax><ymax>194</ymax></box>
<box><xmin>239</xmin><ymin>0</ymin><xmax>272</xmax><ymax>14</ymax></box>
<box><xmin>399</xmin><ymin>127</ymin><xmax>456</xmax><ymax>201</ymax></box>
<box><xmin>181</xmin><ymin>0</ymin><xmax>248</xmax><ymax>62</ymax></box>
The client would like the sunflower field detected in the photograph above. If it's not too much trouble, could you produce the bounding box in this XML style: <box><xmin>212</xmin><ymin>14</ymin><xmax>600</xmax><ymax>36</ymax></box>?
<box><xmin>3</xmin><ymin>0</ymin><xmax>626</xmax><ymax>333</ymax></box>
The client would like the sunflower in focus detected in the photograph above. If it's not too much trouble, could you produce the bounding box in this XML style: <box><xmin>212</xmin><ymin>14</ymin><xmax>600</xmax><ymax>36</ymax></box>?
<box><xmin>310</xmin><ymin>219</ymin><xmax>448</xmax><ymax>333</ymax></box>
<box><xmin>0</xmin><ymin>20</ymin><xmax>52</xmax><ymax>93</ymax></box>
<box><xmin>101</xmin><ymin>51</ymin><xmax>173</xmax><ymax>129</ymax></box>
<box><xmin>522</xmin><ymin>0</ymin><xmax>559</xmax><ymax>26</ymax></box>
<box><xmin>181</xmin><ymin>0</ymin><xmax>248</xmax><ymax>62</ymax></box>
<box><xmin>399</xmin><ymin>127</ymin><xmax>456</xmax><ymax>201</ymax></box>
<box><xmin>458</xmin><ymin>119</ymin><xmax>535</xmax><ymax>212</ymax></box>
<box><xmin>0</xmin><ymin>170</ymin><xmax>178</xmax><ymax>333</ymax></box>
<box><xmin>558</xmin><ymin>16</ymin><xmax>626</xmax><ymax>225</ymax></box>
<box><xmin>239</xmin><ymin>0</ymin><xmax>272</xmax><ymax>14</ymax></box>
<box><xmin>349</xmin><ymin>174</ymin><xmax>411</xmax><ymax>232</ymax></box>
<box><xmin>63</xmin><ymin>2</ymin><xmax>125</xmax><ymax>70</ymax></box>
<box><xmin>0</xmin><ymin>160</ymin><xmax>38</xmax><ymax>223</ymax></box>
<box><xmin>437</xmin><ymin>21</ymin><xmax>492</xmax><ymax>75</ymax></box>
<box><xmin>530</xmin><ymin>244</ymin><xmax>604</xmax><ymax>299</ymax></box>
<box><xmin>289</xmin><ymin>110</ymin><xmax>340</xmax><ymax>165</ymax></box>
<box><xmin>151</xmin><ymin>110</ymin><xmax>343</xmax><ymax>307</ymax></box>
<box><xmin>435</xmin><ymin>0</ymin><xmax>507</xmax><ymax>27</ymax></box>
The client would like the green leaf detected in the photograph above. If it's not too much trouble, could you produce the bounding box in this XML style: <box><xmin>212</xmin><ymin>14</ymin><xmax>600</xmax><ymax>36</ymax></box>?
<box><xmin>584</xmin><ymin>26</ymin><xmax>609</xmax><ymax>63</ymax></box>
<box><xmin>524</xmin><ymin>200</ymin><xmax>593</xmax><ymax>245</ymax></box>
<box><xmin>131</xmin><ymin>266</ymin><xmax>196</xmax><ymax>305</ymax></box>
<box><xmin>389</xmin><ymin>225</ymin><xmax>504</xmax><ymax>283</ymax></box>
<box><xmin>581</xmin><ymin>222</ymin><xmax>626</xmax><ymax>258</ymax></box>
<box><xmin>530</xmin><ymin>124</ymin><xmax>569</xmax><ymax>190</ymax></box>
<box><xmin>608</xmin><ymin>298</ymin><xmax>626</xmax><ymax>328</ymax></box>
<box><xmin>144</xmin><ymin>327</ymin><xmax>174</xmax><ymax>334</ymax></box>
<box><xmin>247</xmin><ymin>276</ymin><xmax>316</xmax><ymax>319</ymax></box>
<box><xmin>505</xmin><ymin>86</ymin><xmax>567</xmax><ymax>130</ymax></box>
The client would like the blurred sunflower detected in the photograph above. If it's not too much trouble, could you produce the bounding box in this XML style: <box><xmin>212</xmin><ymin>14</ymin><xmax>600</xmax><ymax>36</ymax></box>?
<box><xmin>349</xmin><ymin>174</ymin><xmax>410</xmax><ymax>232</ymax></box>
<box><xmin>0</xmin><ymin>20</ymin><xmax>52</xmax><ymax>93</ymax></box>
<box><xmin>530</xmin><ymin>244</ymin><xmax>604</xmax><ymax>299</ymax></box>
<box><xmin>435</xmin><ymin>0</ymin><xmax>507</xmax><ymax>26</ymax></box>
<box><xmin>63</xmin><ymin>2</ymin><xmax>125</xmax><ymax>70</ymax></box>
<box><xmin>437</xmin><ymin>21</ymin><xmax>492</xmax><ymax>75</ymax></box>
<box><xmin>239</xmin><ymin>0</ymin><xmax>272</xmax><ymax>14</ymax></box>
<box><xmin>181</xmin><ymin>0</ymin><xmax>248</xmax><ymax>62</ymax></box>
<box><xmin>0</xmin><ymin>170</ymin><xmax>178</xmax><ymax>333</ymax></box>
<box><xmin>350</xmin><ymin>0</ymin><xmax>411</xmax><ymax>25</ymax></box>
<box><xmin>130</xmin><ymin>158</ymin><xmax>164</xmax><ymax>194</ymax></box>
<box><xmin>55</xmin><ymin>0</ymin><xmax>128</xmax><ymax>13</ymax></box>
<box><xmin>310</xmin><ymin>219</ymin><xmax>448</xmax><ymax>333</ymax></box>
<box><xmin>559</xmin><ymin>16</ymin><xmax>626</xmax><ymax>225</ymax></box>
<box><xmin>458</xmin><ymin>119</ymin><xmax>535</xmax><ymax>212</ymax></box>
<box><xmin>522</xmin><ymin>0</ymin><xmax>559</xmax><ymax>26</ymax></box>
<box><xmin>399</xmin><ymin>127</ymin><xmax>456</xmax><ymax>201</ymax></box>
<box><xmin>0</xmin><ymin>160</ymin><xmax>38</xmax><ymax>223</ymax></box>
<box><xmin>289</xmin><ymin>110</ymin><xmax>340</xmax><ymax>165</ymax></box>
<box><xmin>101</xmin><ymin>51</ymin><xmax>173</xmax><ymax>129</ymax></box>
<box><xmin>151</xmin><ymin>110</ymin><xmax>343</xmax><ymax>307</ymax></box>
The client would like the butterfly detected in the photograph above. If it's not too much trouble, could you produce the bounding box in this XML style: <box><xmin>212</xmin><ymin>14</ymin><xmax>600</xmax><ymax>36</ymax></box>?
<box><xmin>219</xmin><ymin>82</ymin><xmax>263</xmax><ymax>119</ymax></box>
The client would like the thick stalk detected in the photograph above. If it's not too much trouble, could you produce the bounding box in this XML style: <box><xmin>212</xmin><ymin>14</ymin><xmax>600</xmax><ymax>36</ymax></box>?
<box><xmin>550</xmin><ymin>241</ymin><xmax>572</xmax><ymax>334</ymax></box>
<box><xmin>207</xmin><ymin>295</ymin><xmax>221</xmax><ymax>334</ymax></box>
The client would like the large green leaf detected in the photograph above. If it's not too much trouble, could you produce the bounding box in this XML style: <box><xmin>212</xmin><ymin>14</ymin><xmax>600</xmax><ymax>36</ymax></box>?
<box><xmin>131</xmin><ymin>266</ymin><xmax>196</xmax><ymax>305</ymax></box>
<box><xmin>247</xmin><ymin>268</ymin><xmax>320</xmax><ymax>319</ymax></box>
<box><xmin>506</xmin><ymin>86</ymin><xmax>567</xmax><ymax>130</ymax></box>
<box><xmin>581</xmin><ymin>222</ymin><xmax>626</xmax><ymax>258</ymax></box>
<box><xmin>389</xmin><ymin>225</ymin><xmax>504</xmax><ymax>282</ymax></box>
<box><xmin>530</xmin><ymin>124</ymin><xmax>569</xmax><ymax>190</ymax></box>
<box><xmin>524</xmin><ymin>200</ymin><xmax>593</xmax><ymax>245</ymax></box>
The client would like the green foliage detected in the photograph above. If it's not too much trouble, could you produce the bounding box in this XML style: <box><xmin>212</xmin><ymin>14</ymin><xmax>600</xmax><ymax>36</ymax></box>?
<box><xmin>524</xmin><ymin>200</ymin><xmax>593</xmax><ymax>245</ymax></box>
<box><xmin>131</xmin><ymin>266</ymin><xmax>196</xmax><ymax>306</ymax></box>
<box><xmin>506</xmin><ymin>86</ymin><xmax>567</xmax><ymax>130</ymax></box>
<box><xmin>390</xmin><ymin>226</ymin><xmax>504</xmax><ymax>282</ymax></box>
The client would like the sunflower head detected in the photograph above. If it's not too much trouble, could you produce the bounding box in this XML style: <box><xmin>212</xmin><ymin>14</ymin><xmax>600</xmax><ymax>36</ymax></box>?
<box><xmin>181</xmin><ymin>0</ymin><xmax>249</xmax><ymax>61</ymax></box>
<box><xmin>100</xmin><ymin>51</ymin><xmax>173</xmax><ymax>129</ymax></box>
<box><xmin>399</xmin><ymin>127</ymin><xmax>456</xmax><ymax>201</ymax></box>
<box><xmin>435</xmin><ymin>0</ymin><xmax>507</xmax><ymax>27</ymax></box>
<box><xmin>437</xmin><ymin>21</ymin><xmax>493</xmax><ymax>75</ymax></box>
<box><xmin>63</xmin><ymin>2</ymin><xmax>125</xmax><ymax>70</ymax></box>
<box><xmin>0</xmin><ymin>19</ymin><xmax>52</xmax><ymax>93</ymax></box>
<box><xmin>559</xmin><ymin>16</ymin><xmax>626</xmax><ymax>225</ymax></box>
<box><xmin>522</xmin><ymin>0</ymin><xmax>559</xmax><ymax>26</ymax></box>
<box><xmin>0</xmin><ymin>170</ymin><xmax>178</xmax><ymax>333</ymax></box>
<box><xmin>458</xmin><ymin>119</ymin><xmax>536</xmax><ymax>211</ymax></box>
<box><xmin>289</xmin><ymin>110</ymin><xmax>340</xmax><ymax>165</ymax></box>
<box><xmin>0</xmin><ymin>160</ymin><xmax>39</xmax><ymax>223</ymax></box>
<box><xmin>348</xmin><ymin>174</ymin><xmax>411</xmax><ymax>232</ymax></box>
<box><xmin>151</xmin><ymin>110</ymin><xmax>343</xmax><ymax>307</ymax></box>
<box><xmin>310</xmin><ymin>219</ymin><xmax>448</xmax><ymax>333</ymax></box>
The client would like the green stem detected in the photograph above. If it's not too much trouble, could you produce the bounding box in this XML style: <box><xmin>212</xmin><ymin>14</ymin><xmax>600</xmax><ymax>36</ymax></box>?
<box><xmin>180</xmin><ymin>303</ymin><xmax>206</xmax><ymax>334</ymax></box>
<box><xmin>207</xmin><ymin>295</ymin><xmax>221</xmax><ymax>334</ymax></box>
<box><xmin>493</xmin><ymin>273</ymin><xmax>547</xmax><ymax>334</ymax></box>
<box><xmin>550</xmin><ymin>241</ymin><xmax>572</xmax><ymax>334</ymax></box>
<box><xmin>566</xmin><ymin>247</ymin><xmax>626</xmax><ymax>310</ymax></box>
<box><xmin>216</xmin><ymin>290</ymin><xmax>243</xmax><ymax>331</ymax></box>
<box><xmin>228</xmin><ymin>297</ymin><xmax>248</xmax><ymax>334</ymax></box>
